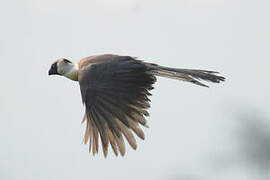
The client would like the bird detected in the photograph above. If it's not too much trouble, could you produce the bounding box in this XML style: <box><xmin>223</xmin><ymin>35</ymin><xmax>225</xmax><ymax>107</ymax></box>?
<box><xmin>48</xmin><ymin>54</ymin><xmax>225</xmax><ymax>157</ymax></box>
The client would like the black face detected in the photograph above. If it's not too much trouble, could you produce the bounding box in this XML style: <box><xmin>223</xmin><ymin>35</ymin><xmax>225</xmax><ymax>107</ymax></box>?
<box><xmin>48</xmin><ymin>62</ymin><xmax>60</xmax><ymax>75</ymax></box>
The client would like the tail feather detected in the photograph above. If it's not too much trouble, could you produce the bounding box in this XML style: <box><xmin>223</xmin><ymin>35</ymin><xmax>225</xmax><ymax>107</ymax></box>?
<box><xmin>144</xmin><ymin>63</ymin><xmax>225</xmax><ymax>87</ymax></box>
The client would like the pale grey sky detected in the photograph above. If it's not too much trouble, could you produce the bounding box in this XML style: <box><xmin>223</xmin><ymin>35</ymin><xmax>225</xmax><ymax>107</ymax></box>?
<box><xmin>1</xmin><ymin>0</ymin><xmax>270</xmax><ymax>180</ymax></box>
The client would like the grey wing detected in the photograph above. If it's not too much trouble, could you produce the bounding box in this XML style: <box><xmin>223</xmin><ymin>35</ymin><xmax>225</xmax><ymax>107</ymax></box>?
<box><xmin>78</xmin><ymin>56</ymin><xmax>156</xmax><ymax>157</ymax></box>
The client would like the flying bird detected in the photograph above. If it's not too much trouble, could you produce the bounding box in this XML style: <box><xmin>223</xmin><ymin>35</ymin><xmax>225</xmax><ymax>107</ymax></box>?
<box><xmin>48</xmin><ymin>54</ymin><xmax>225</xmax><ymax>157</ymax></box>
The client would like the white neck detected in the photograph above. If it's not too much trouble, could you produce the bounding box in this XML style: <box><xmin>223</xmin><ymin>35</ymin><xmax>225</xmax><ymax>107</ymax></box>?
<box><xmin>64</xmin><ymin>63</ymin><xmax>79</xmax><ymax>81</ymax></box>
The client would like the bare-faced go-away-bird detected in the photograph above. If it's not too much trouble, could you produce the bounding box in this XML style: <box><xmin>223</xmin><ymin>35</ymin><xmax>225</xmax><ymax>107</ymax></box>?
<box><xmin>48</xmin><ymin>54</ymin><xmax>225</xmax><ymax>157</ymax></box>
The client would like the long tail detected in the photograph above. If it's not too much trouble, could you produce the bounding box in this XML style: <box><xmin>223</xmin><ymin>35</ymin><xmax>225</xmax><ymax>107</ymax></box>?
<box><xmin>144</xmin><ymin>62</ymin><xmax>225</xmax><ymax>87</ymax></box>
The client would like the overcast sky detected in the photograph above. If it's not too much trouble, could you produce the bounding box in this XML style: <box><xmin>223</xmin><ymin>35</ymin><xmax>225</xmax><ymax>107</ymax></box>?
<box><xmin>1</xmin><ymin>0</ymin><xmax>270</xmax><ymax>180</ymax></box>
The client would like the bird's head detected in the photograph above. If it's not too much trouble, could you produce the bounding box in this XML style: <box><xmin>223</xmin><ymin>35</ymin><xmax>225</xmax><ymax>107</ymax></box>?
<box><xmin>48</xmin><ymin>58</ymin><xmax>79</xmax><ymax>81</ymax></box>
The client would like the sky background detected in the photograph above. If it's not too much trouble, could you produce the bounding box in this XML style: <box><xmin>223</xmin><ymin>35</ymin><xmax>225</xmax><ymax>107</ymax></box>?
<box><xmin>1</xmin><ymin>0</ymin><xmax>270</xmax><ymax>179</ymax></box>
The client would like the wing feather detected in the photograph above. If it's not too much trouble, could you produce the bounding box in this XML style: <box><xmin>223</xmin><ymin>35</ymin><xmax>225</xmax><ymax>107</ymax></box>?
<box><xmin>78</xmin><ymin>55</ymin><xmax>156</xmax><ymax>156</ymax></box>
<box><xmin>107</xmin><ymin>128</ymin><xmax>118</xmax><ymax>156</ymax></box>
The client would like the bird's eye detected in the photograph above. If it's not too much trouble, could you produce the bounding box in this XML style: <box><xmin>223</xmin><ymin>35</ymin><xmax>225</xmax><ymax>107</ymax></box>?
<box><xmin>51</xmin><ymin>63</ymin><xmax>57</xmax><ymax>69</ymax></box>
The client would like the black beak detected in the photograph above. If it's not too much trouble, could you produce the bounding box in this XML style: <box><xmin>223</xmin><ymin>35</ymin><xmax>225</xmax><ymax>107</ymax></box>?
<box><xmin>48</xmin><ymin>63</ymin><xmax>59</xmax><ymax>75</ymax></box>
<box><xmin>48</xmin><ymin>69</ymin><xmax>55</xmax><ymax>75</ymax></box>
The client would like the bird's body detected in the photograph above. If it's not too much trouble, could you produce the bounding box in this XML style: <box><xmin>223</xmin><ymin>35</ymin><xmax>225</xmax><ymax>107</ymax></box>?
<box><xmin>49</xmin><ymin>54</ymin><xmax>225</xmax><ymax>157</ymax></box>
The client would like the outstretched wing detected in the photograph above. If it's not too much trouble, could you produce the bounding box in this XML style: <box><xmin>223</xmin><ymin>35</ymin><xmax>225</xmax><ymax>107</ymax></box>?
<box><xmin>78</xmin><ymin>55</ymin><xmax>156</xmax><ymax>157</ymax></box>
